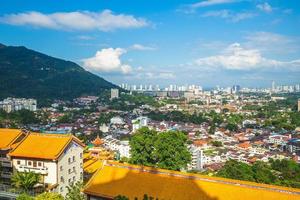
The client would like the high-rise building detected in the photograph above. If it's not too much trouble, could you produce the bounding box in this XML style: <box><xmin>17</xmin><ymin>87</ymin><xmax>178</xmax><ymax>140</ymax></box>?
<box><xmin>110</xmin><ymin>89</ymin><xmax>119</xmax><ymax>100</ymax></box>
<box><xmin>232</xmin><ymin>85</ymin><xmax>241</xmax><ymax>93</ymax></box>
<box><xmin>272</xmin><ymin>81</ymin><xmax>276</xmax><ymax>92</ymax></box>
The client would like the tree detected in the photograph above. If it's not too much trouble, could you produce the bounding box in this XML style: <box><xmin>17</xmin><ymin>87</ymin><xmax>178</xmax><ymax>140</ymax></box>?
<box><xmin>208</xmin><ymin>124</ymin><xmax>216</xmax><ymax>135</ymax></box>
<box><xmin>129</xmin><ymin>128</ymin><xmax>191</xmax><ymax>170</ymax></box>
<box><xmin>11</xmin><ymin>171</ymin><xmax>40</xmax><ymax>192</ymax></box>
<box><xmin>226</xmin><ymin>123</ymin><xmax>238</xmax><ymax>131</ymax></box>
<box><xmin>129</xmin><ymin>127</ymin><xmax>157</xmax><ymax>166</ymax></box>
<box><xmin>65</xmin><ymin>181</ymin><xmax>85</xmax><ymax>200</ymax></box>
<box><xmin>211</xmin><ymin>140</ymin><xmax>223</xmax><ymax>147</ymax></box>
<box><xmin>114</xmin><ymin>195</ymin><xmax>129</xmax><ymax>200</ymax></box>
<box><xmin>252</xmin><ymin>161</ymin><xmax>277</xmax><ymax>184</ymax></box>
<box><xmin>217</xmin><ymin>160</ymin><xmax>255</xmax><ymax>182</ymax></box>
<box><xmin>35</xmin><ymin>192</ymin><xmax>64</xmax><ymax>200</ymax></box>
<box><xmin>154</xmin><ymin>131</ymin><xmax>191</xmax><ymax>171</ymax></box>
<box><xmin>16</xmin><ymin>194</ymin><xmax>34</xmax><ymax>200</ymax></box>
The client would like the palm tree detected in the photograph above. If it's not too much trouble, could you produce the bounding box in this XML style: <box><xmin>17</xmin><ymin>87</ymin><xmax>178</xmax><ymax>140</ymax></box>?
<box><xmin>11</xmin><ymin>171</ymin><xmax>40</xmax><ymax>192</ymax></box>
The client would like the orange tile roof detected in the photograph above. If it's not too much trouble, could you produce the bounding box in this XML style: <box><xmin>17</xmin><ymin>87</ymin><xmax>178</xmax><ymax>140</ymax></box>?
<box><xmin>0</xmin><ymin>129</ymin><xmax>23</xmax><ymax>149</ymax></box>
<box><xmin>84</xmin><ymin>162</ymin><xmax>300</xmax><ymax>200</ymax></box>
<box><xmin>9</xmin><ymin>133</ymin><xmax>85</xmax><ymax>160</ymax></box>
<box><xmin>238</xmin><ymin>142</ymin><xmax>251</xmax><ymax>149</ymax></box>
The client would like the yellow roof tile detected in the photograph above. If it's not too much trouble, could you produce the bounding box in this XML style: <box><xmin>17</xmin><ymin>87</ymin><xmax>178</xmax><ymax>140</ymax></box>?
<box><xmin>84</xmin><ymin>162</ymin><xmax>300</xmax><ymax>200</ymax></box>
<box><xmin>9</xmin><ymin>133</ymin><xmax>84</xmax><ymax>160</ymax></box>
<box><xmin>84</xmin><ymin>158</ymin><xmax>103</xmax><ymax>174</ymax></box>
<box><xmin>0</xmin><ymin>129</ymin><xmax>23</xmax><ymax>149</ymax></box>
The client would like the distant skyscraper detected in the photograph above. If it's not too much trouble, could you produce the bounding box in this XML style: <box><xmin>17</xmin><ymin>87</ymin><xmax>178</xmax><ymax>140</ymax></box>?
<box><xmin>110</xmin><ymin>89</ymin><xmax>119</xmax><ymax>100</ymax></box>
<box><xmin>232</xmin><ymin>85</ymin><xmax>241</xmax><ymax>93</ymax></box>
<box><xmin>272</xmin><ymin>81</ymin><xmax>276</xmax><ymax>92</ymax></box>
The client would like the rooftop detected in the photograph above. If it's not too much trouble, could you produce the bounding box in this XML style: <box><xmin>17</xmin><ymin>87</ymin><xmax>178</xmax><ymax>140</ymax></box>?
<box><xmin>84</xmin><ymin>161</ymin><xmax>300</xmax><ymax>200</ymax></box>
<box><xmin>0</xmin><ymin>129</ymin><xmax>24</xmax><ymax>149</ymax></box>
<box><xmin>9</xmin><ymin>133</ymin><xmax>85</xmax><ymax>160</ymax></box>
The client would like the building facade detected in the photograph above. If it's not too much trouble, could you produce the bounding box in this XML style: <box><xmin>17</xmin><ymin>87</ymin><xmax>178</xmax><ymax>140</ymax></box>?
<box><xmin>0</xmin><ymin>98</ymin><xmax>37</xmax><ymax>113</ymax></box>
<box><xmin>110</xmin><ymin>89</ymin><xmax>119</xmax><ymax>100</ymax></box>
<box><xmin>9</xmin><ymin>132</ymin><xmax>85</xmax><ymax>196</ymax></box>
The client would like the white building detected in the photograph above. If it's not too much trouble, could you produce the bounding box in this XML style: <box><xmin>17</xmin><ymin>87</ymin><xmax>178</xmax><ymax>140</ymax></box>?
<box><xmin>111</xmin><ymin>89</ymin><xmax>119</xmax><ymax>100</ymax></box>
<box><xmin>188</xmin><ymin>145</ymin><xmax>204</xmax><ymax>171</ymax></box>
<box><xmin>132</xmin><ymin>116</ymin><xmax>149</xmax><ymax>132</ymax></box>
<box><xmin>103</xmin><ymin>136</ymin><xmax>131</xmax><ymax>158</ymax></box>
<box><xmin>110</xmin><ymin>116</ymin><xmax>125</xmax><ymax>125</ymax></box>
<box><xmin>99</xmin><ymin>124</ymin><xmax>109</xmax><ymax>133</ymax></box>
<box><xmin>9</xmin><ymin>133</ymin><xmax>85</xmax><ymax>196</ymax></box>
<box><xmin>0</xmin><ymin>98</ymin><xmax>37</xmax><ymax>113</ymax></box>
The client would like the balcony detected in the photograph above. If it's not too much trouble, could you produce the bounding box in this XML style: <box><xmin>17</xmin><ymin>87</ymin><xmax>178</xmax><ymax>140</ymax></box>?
<box><xmin>0</xmin><ymin>171</ymin><xmax>12</xmax><ymax>179</ymax></box>
<box><xmin>0</xmin><ymin>157</ymin><xmax>10</xmax><ymax>163</ymax></box>
<box><xmin>0</xmin><ymin>161</ymin><xmax>12</xmax><ymax>168</ymax></box>
<box><xmin>18</xmin><ymin>165</ymin><xmax>48</xmax><ymax>175</ymax></box>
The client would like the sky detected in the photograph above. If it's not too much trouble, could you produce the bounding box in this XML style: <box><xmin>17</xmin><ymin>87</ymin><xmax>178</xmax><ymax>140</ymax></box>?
<box><xmin>0</xmin><ymin>0</ymin><xmax>300</xmax><ymax>88</ymax></box>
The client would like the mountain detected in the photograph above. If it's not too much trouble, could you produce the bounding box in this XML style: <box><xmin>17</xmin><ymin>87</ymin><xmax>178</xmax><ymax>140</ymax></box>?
<box><xmin>0</xmin><ymin>43</ymin><xmax>116</xmax><ymax>101</ymax></box>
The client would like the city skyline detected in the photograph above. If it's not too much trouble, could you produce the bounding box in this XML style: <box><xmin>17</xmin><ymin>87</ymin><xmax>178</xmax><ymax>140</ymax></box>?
<box><xmin>1</xmin><ymin>0</ymin><xmax>300</xmax><ymax>87</ymax></box>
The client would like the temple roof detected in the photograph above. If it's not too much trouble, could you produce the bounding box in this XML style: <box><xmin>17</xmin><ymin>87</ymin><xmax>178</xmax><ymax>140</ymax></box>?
<box><xmin>92</xmin><ymin>135</ymin><xmax>104</xmax><ymax>147</ymax></box>
<box><xmin>84</xmin><ymin>161</ymin><xmax>300</xmax><ymax>200</ymax></box>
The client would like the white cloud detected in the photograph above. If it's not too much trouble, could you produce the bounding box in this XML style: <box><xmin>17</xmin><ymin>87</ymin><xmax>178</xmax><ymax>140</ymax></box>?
<box><xmin>177</xmin><ymin>0</ymin><xmax>240</xmax><ymax>14</ymax></box>
<box><xmin>201</xmin><ymin>10</ymin><xmax>256</xmax><ymax>22</ymax></box>
<box><xmin>191</xmin><ymin>0</ymin><xmax>237</xmax><ymax>8</ymax></box>
<box><xmin>201</xmin><ymin>10</ymin><xmax>230</xmax><ymax>18</ymax></box>
<box><xmin>75</xmin><ymin>35</ymin><xmax>95</xmax><ymax>40</ymax></box>
<box><xmin>129</xmin><ymin>44</ymin><xmax>156</xmax><ymax>51</ymax></box>
<box><xmin>194</xmin><ymin>43</ymin><xmax>300</xmax><ymax>71</ymax></box>
<box><xmin>245</xmin><ymin>32</ymin><xmax>291</xmax><ymax>46</ymax></box>
<box><xmin>256</xmin><ymin>2</ymin><xmax>273</xmax><ymax>13</ymax></box>
<box><xmin>0</xmin><ymin>10</ymin><xmax>148</xmax><ymax>31</ymax></box>
<box><xmin>244</xmin><ymin>31</ymin><xmax>299</xmax><ymax>55</ymax></box>
<box><xmin>83</xmin><ymin>48</ymin><xmax>132</xmax><ymax>74</ymax></box>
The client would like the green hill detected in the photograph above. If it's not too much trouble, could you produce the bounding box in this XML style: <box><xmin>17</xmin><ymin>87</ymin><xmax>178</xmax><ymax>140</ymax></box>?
<box><xmin>0</xmin><ymin>43</ymin><xmax>116</xmax><ymax>101</ymax></box>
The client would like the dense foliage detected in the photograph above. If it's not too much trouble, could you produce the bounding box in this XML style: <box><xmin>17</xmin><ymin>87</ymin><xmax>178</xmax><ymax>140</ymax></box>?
<box><xmin>65</xmin><ymin>182</ymin><xmax>85</xmax><ymax>200</ymax></box>
<box><xmin>107</xmin><ymin>93</ymin><xmax>159</xmax><ymax>111</ymax></box>
<box><xmin>0</xmin><ymin>109</ymin><xmax>40</xmax><ymax>127</ymax></box>
<box><xmin>216</xmin><ymin>159</ymin><xmax>300</xmax><ymax>188</ymax></box>
<box><xmin>11</xmin><ymin>171</ymin><xmax>40</xmax><ymax>192</ymax></box>
<box><xmin>35</xmin><ymin>192</ymin><xmax>64</xmax><ymax>200</ymax></box>
<box><xmin>147</xmin><ymin>111</ymin><xmax>208</xmax><ymax>124</ymax></box>
<box><xmin>0</xmin><ymin>44</ymin><xmax>115</xmax><ymax>101</ymax></box>
<box><xmin>129</xmin><ymin>127</ymin><xmax>191</xmax><ymax>170</ymax></box>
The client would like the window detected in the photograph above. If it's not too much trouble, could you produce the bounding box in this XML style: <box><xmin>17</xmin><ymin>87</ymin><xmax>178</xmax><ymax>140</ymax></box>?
<box><xmin>60</xmin><ymin>187</ymin><xmax>63</xmax><ymax>192</ymax></box>
<box><xmin>68</xmin><ymin>179</ymin><xmax>71</xmax><ymax>184</ymax></box>
<box><xmin>28</xmin><ymin>161</ymin><xmax>32</xmax><ymax>166</ymax></box>
<box><xmin>73</xmin><ymin>176</ymin><xmax>75</xmax><ymax>181</ymax></box>
<box><xmin>72</xmin><ymin>156</ymin><xmax>75</xmax><ymax>162</ymax></box>
<box><xmin>60</xmin><ymin>176</ymin><xmax>64</xmax><ymax>183</ymax></box>
<box><xmin>60</xmin><ymin>166</ymin><xmax>63</xmax><ymax>171</ymax></box>
<box><xmin>68</xmin><ymin>169</ymin><xmax>71</xmax><ymax>174</ymax></box>
<box><xmin>80</xmin><ymin>153</ymin><xmax>83</xmax><ymax>159</ymax></box>
<box><xmin>33</xmin><ymin>161</ymin><xmax>37</xmax><ymax>167</ymax></box>
<box><xmin>73</xmin><ymin>166</ymin><xmax>75</xmax><ymax>173</ymax></box>
<box><xmin>38</xmin><ymin>162</ymin><xmax>42</xmax><ymax>167</ymax></box>
<box><xmin>68</xmin><ymin>158</ymin><xmax>71</xmax><ymax>163</ymax></box>
<box><xmin>17</xmin><ymin>160</ymin><xmax>20</xmax><ymax>165</ymax></box>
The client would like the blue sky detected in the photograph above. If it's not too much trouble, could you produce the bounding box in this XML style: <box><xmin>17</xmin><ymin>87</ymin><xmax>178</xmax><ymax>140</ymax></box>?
<box><xmin>0</xmin><ymin>0</ymin><xmax>299</xmax><ymax>88</ymax></box>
